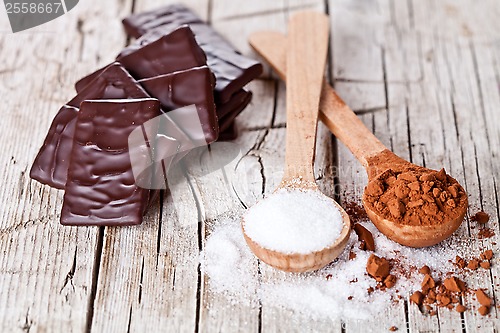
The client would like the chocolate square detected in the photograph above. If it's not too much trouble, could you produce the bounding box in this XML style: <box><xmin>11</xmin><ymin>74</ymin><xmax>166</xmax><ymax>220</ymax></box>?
<box><xmin>138</xmin><ymin>66</ymin><xmax>218</xmax><ymax>143</ymax></box>
<box><xmin>61</xmin><ymin>98</ymin><xmax>161</xmax><ymax>226</ymax></box>
<box><xmin>31</xmin><ymin>63</ymin><xmax>151</xmax><ymax>189</ymax></box>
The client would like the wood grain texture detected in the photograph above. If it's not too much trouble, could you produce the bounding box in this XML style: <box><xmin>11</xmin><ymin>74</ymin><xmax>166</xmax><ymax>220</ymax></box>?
<box><xmin>0</xmin><ymin>0</ymin><xmax>133</xmax><ymax>332</ymax></box>
<box><xmin>282</xmin><ymin>11</ymin><xmax>328</xmax><ymax>184</ymax></box>
<box><xmin>249</xmin><ymin>31</ymin><xmax>388</xmax><ymax>168</ymax></box>
<box><xmin>0</xmin><ymin>0</ymin><xmax>499</xmax><ymax>332</ymax></box>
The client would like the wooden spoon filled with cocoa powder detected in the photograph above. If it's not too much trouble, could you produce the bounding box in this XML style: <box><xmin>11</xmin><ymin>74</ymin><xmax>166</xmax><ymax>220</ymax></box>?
<box><xmin>249</xmin><ymin>31</ymin><xmax>468</xmax><ymax>248</ymax></box>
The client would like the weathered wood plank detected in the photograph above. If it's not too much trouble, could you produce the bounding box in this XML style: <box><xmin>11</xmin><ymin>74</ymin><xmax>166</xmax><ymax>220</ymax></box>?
<box><xmin>0</xmin><ymin>0</ymin><xmax>133</xmax><ymax>332</ymax></box>
<box><xmin>330</xmin><ymin>0</ymin><xmax>500</xmax><ymax>331</ymax></box>
<box><xmin>133</xmin><ymin>0</ymin><xmax>209</xmax><ymax>20</ymax></box>
<box><xmin>408</xmin><ymin>1</ymin><xmax>499</xmax><ymax>331</ymax></box>
<box><xmin>329</xmin><ymin>0</ymin><xmax>410</xmax><ymax>331</ymax></box>
<box><xmin>1</xmin><ymin>0</ymin><xmax>500</xmax><ymax>332</ymax></box>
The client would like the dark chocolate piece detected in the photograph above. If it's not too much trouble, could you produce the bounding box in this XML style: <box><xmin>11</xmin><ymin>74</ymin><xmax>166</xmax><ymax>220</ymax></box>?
<box><xmin>120</xmin><ymin>4</ymin><xmax>263</xmax><ymax>102</ymax></box>
<box><xmin>32</xmin><ymin>63</ymin><xmax>205</xmax><ymax>190</ymax></box>
<box><xmin>217</xmin><ymin>89</ymin><xmax>251</xmax><ymax>119</ymax></box>
<box><xmin>75</xmin><ymin>26</ymin><xmax>207</xmax><ymax>91</ymax></box>
<box><xmin>218</xmin><ymin>90</ymin><xmax>252</xmax><ymax>132</ymax></box>
<box><xmin>31</xmin><ymin>63</ymin><xmax>152</xmax><ymax>189</ymax></box>
<box><xmin>119</xmin><ymin>26</ymin><xmax>207</xmax><ymax>80</ymax></box>
<box><xmin>138</xmin><ymin>66</ymin><xmax>218</xmax><ymax>143</ymax></box>
<box><xmin>218</xmin><ymin>122</ymin><xmax>238</xmax><ymax>141</ymax></box>
<box><xmin>61</xmin><ymin>99</ymin><xmax>161</xmax><ymax>226</ymax></box>
<box><xmin>30</xmin><ymin>106</ymin><xmax>79</xmax><ymax>189</ymax></box>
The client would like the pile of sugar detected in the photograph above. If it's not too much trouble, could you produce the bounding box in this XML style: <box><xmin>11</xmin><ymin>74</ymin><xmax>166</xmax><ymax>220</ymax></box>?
<box><xmin>201</xmin><ymin>211</ymin><xmax>480</xmax><ymax>320</ymax></box>
<box><xmin>243</xmin><ymin>189</ymin><xmax>344</xmax><ymax>254</ymax></box>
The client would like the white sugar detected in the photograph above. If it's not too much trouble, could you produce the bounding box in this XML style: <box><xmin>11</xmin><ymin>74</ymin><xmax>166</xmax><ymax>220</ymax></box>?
<box><xmin>243</xmin><ymin>189</ymin><xmax>344</xmax><ymax>254</ymax></box>
<box><xmin>201</xmin><ymin>209</ymin><xmax>489</xmax><ymax>321</ymax></box>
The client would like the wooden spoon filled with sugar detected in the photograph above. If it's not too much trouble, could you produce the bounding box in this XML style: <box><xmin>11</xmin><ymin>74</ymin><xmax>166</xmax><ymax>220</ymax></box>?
<box><xmin>241</xmin><ymin>11</ymin><xmax>351</xmax><ymax>273</ymax></box>
<box><xmin>249</xmin><ymin>31</ymin><xmax>468</xmax><ymax>248</ymax></box>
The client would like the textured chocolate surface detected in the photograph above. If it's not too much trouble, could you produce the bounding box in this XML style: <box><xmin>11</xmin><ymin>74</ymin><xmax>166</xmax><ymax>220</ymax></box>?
<box><xmin>61</xmin><ymin>99</ymin><xmax>160</xmax><ymax>226</ymax></box>
<box><xmin>32</xmin><ymin>63</ymin><xmax>206</xmax><ymax>190</ymax></box>
<box><xmin>138</xmin><ymin>66</ymin><xmax>218</xmax><ymax>143</ymax></box>
<box><xmin>31</xmin><ymin>64</ymin><xmax>151</xmax><ymax>189</ymax></box>
<box><xmin>75</xmin><ymin>26</ymin><xmax>207</xmax><ymax>92</ymax></box>
<box><xmin>119</xmin><ymin>26</ymin><xmax>207</xmax><ymax>80</ymax></box>
<box><xmin>30</xmin><ymin>105</ymin><xmax>79</xmax><ymax>189</ymax></box>
<box><xmin>120</xmin><ymin>4</ymin><xmax>263</xmax><ymax>103</ymax></box>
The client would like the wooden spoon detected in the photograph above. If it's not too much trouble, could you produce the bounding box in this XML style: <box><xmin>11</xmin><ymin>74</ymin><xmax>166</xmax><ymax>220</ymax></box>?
<box><xmin>241</xmin><ymin>12</ymin><xmax>351</xmax><ymax>273</ymax></box>
<box><xmin>249</xmin><ymin>31</ymin><xmax>468</xmax><ymax>248</ymax></box>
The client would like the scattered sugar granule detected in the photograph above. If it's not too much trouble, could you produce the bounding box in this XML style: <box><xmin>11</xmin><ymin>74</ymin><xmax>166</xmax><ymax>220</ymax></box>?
<box><xmin>200</xmin><ymin>209</ymin><xmax>489</xmax><ymax>321</ymax></box>
<box><xmin>243</xmin><ymin>189</ymin><xmax>344</xmax><ymax>254</ymax></box>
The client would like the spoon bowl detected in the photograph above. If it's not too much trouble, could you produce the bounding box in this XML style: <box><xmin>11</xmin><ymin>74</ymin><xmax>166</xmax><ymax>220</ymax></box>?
<box><xmin>242</xmin><ymin>194</ymin><xmax>351</xmax><ymax>272</ymax></box>
<box><xmin>364</xmin><ymin>205</ymin><xmax>466</xmax><ymax>248</ymax></box>
<box><xmin>362</xmin><ymin>151</ymin><xmax>468</xmax><ymax>247</ymax></box>
<box><xmin>241</xmin><ymin>12</ymin><xmax>351</xmax><ymax>273</ymax></box>
<box><xmin>248</xmin><ymin>31</ymin><xmax>468</xmax><ymax>248</ymax></box>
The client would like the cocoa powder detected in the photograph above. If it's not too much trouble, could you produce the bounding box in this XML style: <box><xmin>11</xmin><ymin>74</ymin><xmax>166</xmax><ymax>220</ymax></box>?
<box><xmin>478</xmin><ymin>227</ymin><xmax>495</xmax><ymax>239</ymax></box>
<box><xmin>366</xmin><ymin>254</ymin><xmax>397</xmax><ymax>290</ymax></box>
<box><xmin>363</xmin><ymin>166</ymin><xmax>467</xmax><ymax>226</ymax></box>
<box><xmin>366</xmin><ymin>254</ymin><xmax>390</xmax><ymax>281</ymax></box>
<box><xmin>471</xmin><ymin>211</ymin><xmax>490</xmax><ymax>224</ymax></box>
<box><xmin>344</xmin><ymin>201</ymin><xmax>368</xmax><ymax>223</ymax></box>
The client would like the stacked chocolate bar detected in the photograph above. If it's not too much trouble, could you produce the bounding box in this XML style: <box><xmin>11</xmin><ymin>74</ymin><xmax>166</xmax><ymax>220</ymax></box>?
<box><xmin>76</xmin><ymin>4</ymin><xmax>262</xmax><ymax>140</ymax></box>
<box><xmin>30</xmin><ymin>5</ymin><xmax>262</xmax><ymax>226</ymax></box>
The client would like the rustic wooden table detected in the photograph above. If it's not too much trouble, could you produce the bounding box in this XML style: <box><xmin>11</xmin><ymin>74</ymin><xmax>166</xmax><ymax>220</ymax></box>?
<box><xmin>1</xmin><ymin>0</ymin><xmax>499</xmax><ymax>332</ymax></box>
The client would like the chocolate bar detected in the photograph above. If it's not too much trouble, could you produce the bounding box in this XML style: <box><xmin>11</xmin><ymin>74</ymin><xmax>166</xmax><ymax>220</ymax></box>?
<box><xmin>138</xmin><ymin>66</ymin><xmax>218</xmax><ymax>143</ymax></box>
<box><xmin>218</xmin><ymin>123</ymin><xmax>238</xmax><ymax>141</ymax></box>
<box><xmin>32</xmin><ymin>62</ymin><xmax>208</xmax><ymax>190</ymax></box>
<box><xmin>75</xmin><ymin>26</ymin><xmax>207</xmax><ymax>92</ymax></box>
<box><xmin>60</xmin><ymin>99</ymin><xmax>160</xmax><ymax>226</ymax></box>
<box><xmin>121</xmin><ymin>5</ymin><xmax>263</xmax><ymax>103</ymax></box>
<box><xmin>31</xmin><ymin>63</ymin><xmax>152</xmax><ymax>189</ymax></box>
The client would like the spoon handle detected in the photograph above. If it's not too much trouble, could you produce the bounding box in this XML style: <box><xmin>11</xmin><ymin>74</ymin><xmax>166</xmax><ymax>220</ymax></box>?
<box><xmin>250</xmin><ymin>31</ymin><xmax>388</xmax><ymax>169</ymax></box>
<box><xmin>283</xmin><ymin>12</ymin><xmax>329</xmax><ymax>185</ymax></box>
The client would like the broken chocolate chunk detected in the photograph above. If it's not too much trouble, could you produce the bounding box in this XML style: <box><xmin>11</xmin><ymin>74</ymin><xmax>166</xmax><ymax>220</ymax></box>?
<box><xmin>353</xmin><ymin>223</ymin><xmax>375</xmax><ymax>251</ymax></box>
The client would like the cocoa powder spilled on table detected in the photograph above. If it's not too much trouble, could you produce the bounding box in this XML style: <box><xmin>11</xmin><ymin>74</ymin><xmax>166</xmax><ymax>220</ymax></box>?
<box><xmin>410</xmin><ymin>250</ymin><xmax>495</xmax><ymax>316</ymax></box>
<box><xmin>344</xmin><ymin>201</ymin><xmax>368</xmax><ymax>223</ymax></box>
<box><xmin>364</xmin><ymin>167</ymin><xmax>468</xmax><ymax>226</ymax></box>
<box><xmin>477</xmin><ymin>227</ymin><xmax>495</xmax><ymax>239</ymax></box>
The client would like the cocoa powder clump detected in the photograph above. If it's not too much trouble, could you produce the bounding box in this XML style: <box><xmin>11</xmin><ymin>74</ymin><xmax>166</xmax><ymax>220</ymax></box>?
<box><xmin>418</xmin><ymin>265</ymin><xmax>431</xmax><ymax>275</ymax></box>
<box><xmin>366</xmin><ymin>254</ymin><xmax>397</xmax><ymax>290</ymax></box>
<box><xmin>471</xmin><ymin>211</ymin><xmax>490</xmax><ymax>224</ymax></box>
<box><xmin>363</xmin><ymin>167</ymin><xmax>467</xmax><ymax>226</ymax></box>
<box><xmin>366</xmin><ymin>254</ymin><xmax>390</xmax><ymax>281</ymax></box>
